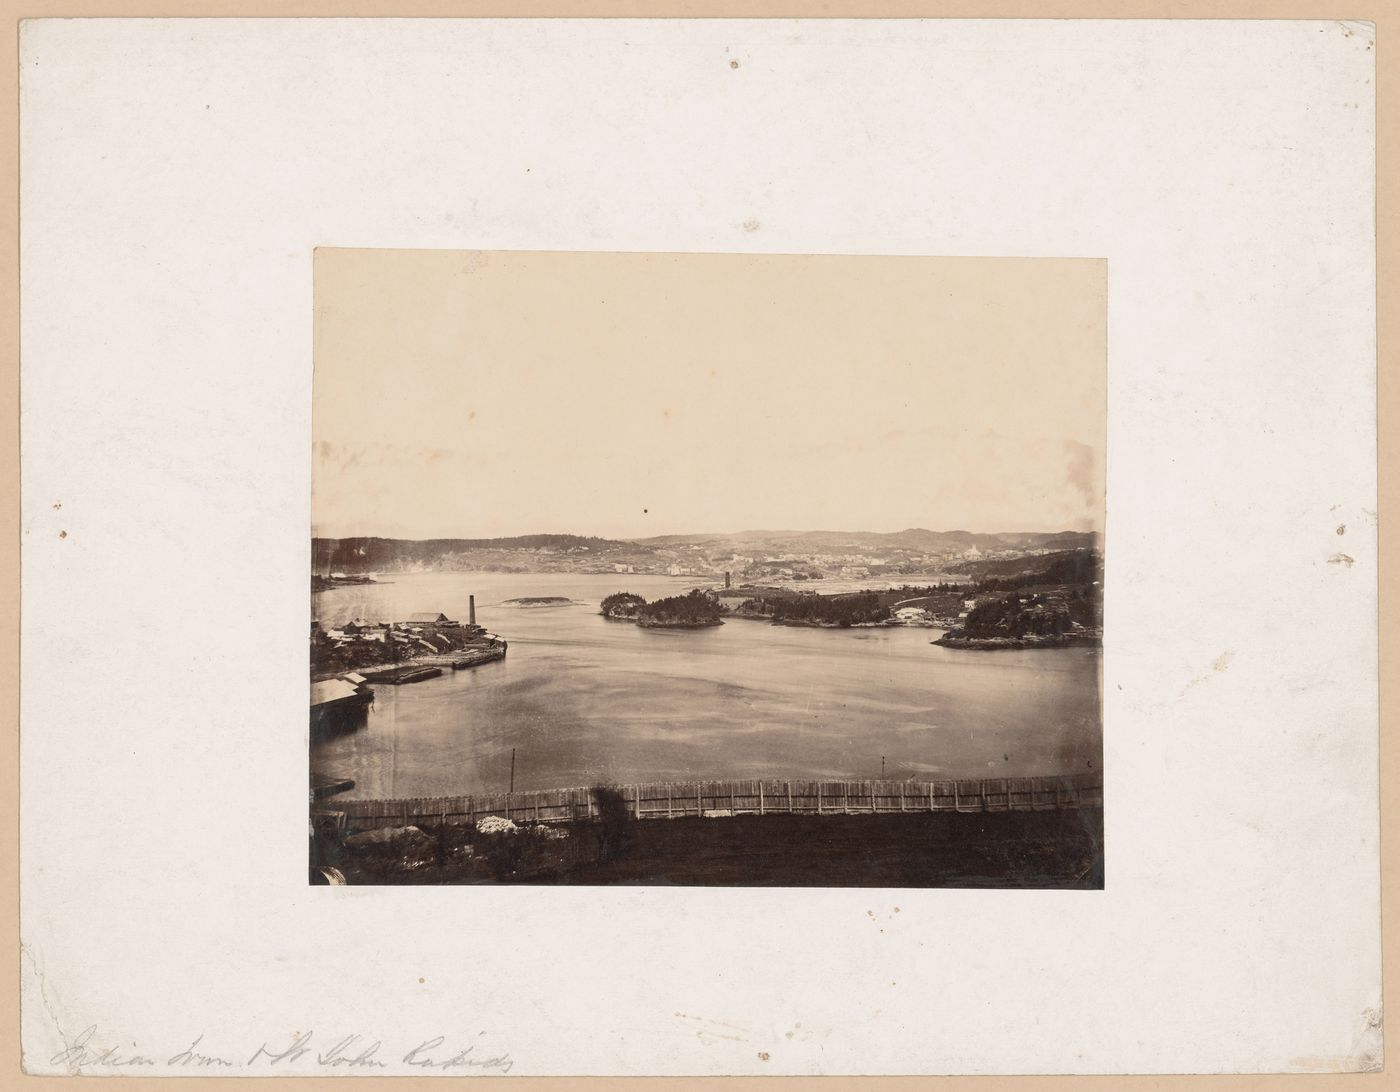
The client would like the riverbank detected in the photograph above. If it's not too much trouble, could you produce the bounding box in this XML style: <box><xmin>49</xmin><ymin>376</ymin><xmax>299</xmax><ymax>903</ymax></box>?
<box><xmin>318</xmin><ymin>807</ymin><xmax>1103</xmax><ymax>888</ymax></box>
<box><xmin>933</xmin><ymin>633</ymin><xmax>1102</xmax><ymax>650</ymax></box>
<box><xmin>311</xmin><ymin>642</ymin><xmax>507</xmax><ymax>683</ymax></box>
<box><xmin>312</xmin><ymin>574</ymin><xmax>384</xmax><ymax>592</ymax></box>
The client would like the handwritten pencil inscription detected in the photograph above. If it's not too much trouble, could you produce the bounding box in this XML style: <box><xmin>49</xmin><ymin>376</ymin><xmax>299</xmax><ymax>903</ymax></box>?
<box><xmin>49</xmin><ymin>1025</ymin><xmax>513</xmax><ymax>1074</ymax></box>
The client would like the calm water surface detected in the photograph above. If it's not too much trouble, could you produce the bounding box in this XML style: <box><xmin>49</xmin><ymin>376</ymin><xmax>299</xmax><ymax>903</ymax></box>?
<box><xmin>311</xmin><ymin>572</ymin><xmax>1101</xmax><ymax>799</ymax></box>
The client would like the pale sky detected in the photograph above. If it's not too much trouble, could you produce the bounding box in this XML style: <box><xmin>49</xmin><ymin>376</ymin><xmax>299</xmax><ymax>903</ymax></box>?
<box><xmin>313</xmin><ymin>250</ymin><xmax>1105</xmax><ymax>540</ymax></box>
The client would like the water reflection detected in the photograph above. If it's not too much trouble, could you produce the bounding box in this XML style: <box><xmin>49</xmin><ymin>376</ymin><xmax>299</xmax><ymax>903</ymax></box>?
<box><xmin>311</xmin><ymin>572</ymin><xmax>1101</xmax><ymax>799</ymax></box>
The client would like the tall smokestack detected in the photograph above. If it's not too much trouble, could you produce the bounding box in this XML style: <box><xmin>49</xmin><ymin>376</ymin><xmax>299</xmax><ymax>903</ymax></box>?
<box><xmin>725</xmin><ymin>571</ymin><xmax>731</xmax><ymax>589</ymax></box>
<box><xmin>469</xmin><ymin>595</ymin><xmax>476</xmax><ymax>626</ymax></box>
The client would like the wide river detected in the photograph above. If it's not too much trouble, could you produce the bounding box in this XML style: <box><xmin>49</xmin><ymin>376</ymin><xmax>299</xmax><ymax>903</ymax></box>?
<box><xmin>311</xmin><ymin>572</ymin><xmax>1101</xmax><ymax>800</ymax></box>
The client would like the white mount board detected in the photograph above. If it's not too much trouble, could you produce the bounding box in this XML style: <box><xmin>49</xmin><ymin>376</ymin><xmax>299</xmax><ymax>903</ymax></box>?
<box><xmin>19</xmin><ymin>18</ymin><xmax>1378</xmax><ymax>1075</ymax></box>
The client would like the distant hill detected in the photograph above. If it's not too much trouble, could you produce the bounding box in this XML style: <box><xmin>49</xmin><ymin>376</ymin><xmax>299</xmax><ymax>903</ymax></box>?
<box><xmin>636</xmin><ymin>528</ymin><xmax>1097</xmax><ymax>554</ymax></box>
<box><xmin>312</xmin><ymin>529</ymin><xmax>1101</xmax><ymax>576</ymax></box>
<box><xmin>313</xmin><ymin>534</ymin><xmax>638</xmax><ymax>572</ymax></box>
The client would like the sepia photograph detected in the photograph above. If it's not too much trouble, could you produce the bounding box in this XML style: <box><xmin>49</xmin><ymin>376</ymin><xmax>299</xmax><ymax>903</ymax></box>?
<box><xmin>308</xmin><ymin>249</ymin><xmax>1106</xmax><ymax>887</ymax></box>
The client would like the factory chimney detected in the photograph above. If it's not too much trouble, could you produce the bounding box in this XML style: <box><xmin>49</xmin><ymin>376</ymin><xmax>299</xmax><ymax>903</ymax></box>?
<box><xmin>725</xmin><ymin>571</ymin><xmax>731</xmax><ymax>589</ymax></box>
<box><xmin>469</xmin><ymin>595</ymin><xmax>477</xmax><ymax>626</ymax></box>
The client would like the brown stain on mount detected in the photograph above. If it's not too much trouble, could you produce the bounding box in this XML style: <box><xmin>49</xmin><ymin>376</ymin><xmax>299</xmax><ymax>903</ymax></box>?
<box><xmin>1178</xmin><ymin>651</ymin><xmax>1234</xmax><ymax>699</ymax></box>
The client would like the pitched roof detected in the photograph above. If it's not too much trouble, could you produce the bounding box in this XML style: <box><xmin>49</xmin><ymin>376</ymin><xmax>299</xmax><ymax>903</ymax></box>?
<box><xmin>407</xmin><ymin>612</ymin><xmax>451</xmax><ymax>623</ymax></box>
<box><xmin>310</xmin><ymin>679</ymin><xmax>361</xmax><ymax>707</ymax></box>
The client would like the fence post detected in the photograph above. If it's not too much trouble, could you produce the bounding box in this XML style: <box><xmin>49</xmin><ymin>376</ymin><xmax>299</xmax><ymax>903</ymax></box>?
<box><xmin>759</xmin><ymin>782</ymin><xmax>765</xmax><ymax>815</ymax></box>
<box><xmin>634</xmin><ymin>785</ymin><xmax>640</xmax><ymax>820</ymax></box>
<box><xmin>817</xmin><ymin>783</ymin><xmax>823</xmax><ymax>815</ymax></box>
<box><xmin>668</xmin><ymin>785</ymin><xmax>673</xmax><ymax>819</ymax></box>
<box><xmin>787</xmin><ymin>782</ymin><xmax>793</xmax><ymax>813</ymax></box>
<box><xmin>954</xmin><ymin>782</ymin><xmax>960</xmax><ymax>812</ymax></box>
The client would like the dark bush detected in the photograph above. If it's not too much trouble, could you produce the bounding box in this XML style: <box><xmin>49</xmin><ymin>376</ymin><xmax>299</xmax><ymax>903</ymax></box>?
<box><xmin>477</xmin><ymin>831</ymin><xmax>525</xmax><ymax>880</ymax></box>
<box><xmin>591</xmin><ymin>785</ymin><xmax>634</xmax><ymax>862</ymax></box>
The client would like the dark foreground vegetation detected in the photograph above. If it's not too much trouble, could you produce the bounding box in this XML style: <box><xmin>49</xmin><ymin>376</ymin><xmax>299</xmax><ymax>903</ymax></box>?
<box><xmin>313</xmin><ymin>802</ymin><xmax>1103</xmax><ymax>889</ymax></box>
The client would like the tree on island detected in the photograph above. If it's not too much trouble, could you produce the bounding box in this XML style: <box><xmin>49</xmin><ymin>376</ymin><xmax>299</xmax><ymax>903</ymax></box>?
<box><xmin>959</xmin><ymin>594</ymin><xmax>1072</xmax><ymax>639</ymax></box>
<box><xmin>635</xmin><ymin>589</ymin><xmax>723</xmax><ymax>627</ymax></box>
<box><xmin>739</xmin><ymin>590</ymin><xmax>892</xmax><ymax>627</ymax></box>
<box><xmin>600</xmin><ymin>592</ymin><xmax>647</xmax><ymax>619</ymax></box>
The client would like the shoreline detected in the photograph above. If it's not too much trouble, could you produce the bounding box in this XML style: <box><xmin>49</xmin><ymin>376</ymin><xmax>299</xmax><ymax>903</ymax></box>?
<box><xmin>312</xmin><ymin>576</ymin><xmax>387</xmax><ymax>592</ymax></box>
<box><xmin>933</xmin><ymin>633</ymin><xmax>1103</xmax><ymax>650</ymax></box>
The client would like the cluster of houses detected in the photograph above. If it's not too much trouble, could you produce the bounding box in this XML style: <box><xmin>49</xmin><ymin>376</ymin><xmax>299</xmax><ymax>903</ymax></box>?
<box><xmin>311</xmin><ymin>601</ymin><xmax>511</xmax><ymax>738</ymax></box>
<box><xmin>322</xmin><ymin>613</ymin><xmax>495</xmax><ymax>657</ymax></box>
<box><xmin>318</xmin><ymin>598</ymin><xmax>505</xmax><ymax>660</ymax></box>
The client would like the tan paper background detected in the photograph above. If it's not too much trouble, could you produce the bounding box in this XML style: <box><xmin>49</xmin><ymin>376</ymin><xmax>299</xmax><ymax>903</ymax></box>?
<box><xmin>5</xmin><ymin>5</ymin><xmax>1389</xmax><ymax>1089</ymax></box>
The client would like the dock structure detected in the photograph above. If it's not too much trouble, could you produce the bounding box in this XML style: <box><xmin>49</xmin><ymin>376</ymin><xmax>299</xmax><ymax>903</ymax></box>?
<box><xmin>309</xmin><ymin>677</ymin><xmax>373</xmax><ymax>737</ymax></box>
<box><xmin>323</xmin><ymin>772</ymin><xmax>1103</xmax><ymax>833</ymax></box>
<box><xmin>360</xmin><ymin>664</ymin><xmax>444</xmax><ymax>685</ymax></box>
<box><xmin>310</xmin><ymin>772</ymin><xmax>356</xmax><ymax>799</ymax></box>
<box><xmin>315</xmin><ymin>596</ymin><xmax>509</xmax><ymax>685</ymax></box>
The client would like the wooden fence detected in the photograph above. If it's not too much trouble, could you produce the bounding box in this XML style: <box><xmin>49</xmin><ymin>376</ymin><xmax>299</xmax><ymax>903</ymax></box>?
<box><xmin>320</xmin><ymin>773</ymin><xmax>1102</xmax><ymax>833</ymax></box>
